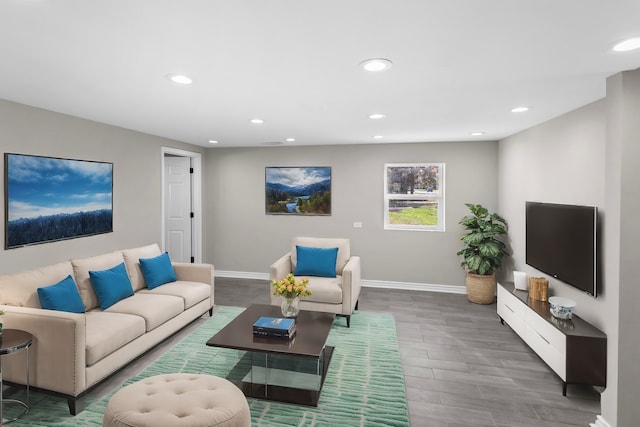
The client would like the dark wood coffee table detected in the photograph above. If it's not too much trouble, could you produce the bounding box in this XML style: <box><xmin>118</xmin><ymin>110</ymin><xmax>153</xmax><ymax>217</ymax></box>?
<box><xmin>206</xmin><ymin>304</ymin><xmax>335</xmax><ymax>406</ymax></box>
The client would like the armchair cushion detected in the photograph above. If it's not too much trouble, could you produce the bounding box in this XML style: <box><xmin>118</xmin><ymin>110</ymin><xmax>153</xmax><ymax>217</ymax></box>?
<box><xmin>294</xmin><ymin>245</ymin><xmax>338</xmax><ymax>277</ymax></box>
<box><xmin>291</xmin><ymin>237</ymin><xmax>351</xmax><ymax>275</ymax></box>
<box><xmin>302</xmin><ymin>276</ymin><xmax>343</xmax><ymax>304</ymax></box>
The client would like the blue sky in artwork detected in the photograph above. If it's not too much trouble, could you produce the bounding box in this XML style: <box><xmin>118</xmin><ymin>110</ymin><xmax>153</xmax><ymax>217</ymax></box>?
<box><xmin>7</xmin><ymin>154</ymin><xmax>112</xmax><ymax>221</ymax></box>
<box><xmin>266</xmin><ymin>167</ymin><xmax>330</xmax><ymax>187</ymax></box>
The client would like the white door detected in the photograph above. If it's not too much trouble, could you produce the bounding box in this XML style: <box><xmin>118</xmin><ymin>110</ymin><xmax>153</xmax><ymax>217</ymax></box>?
<box><xmin>164</xmin><ymin>156</ymin><xmax>192</xmax><ymax>262</ymax></box>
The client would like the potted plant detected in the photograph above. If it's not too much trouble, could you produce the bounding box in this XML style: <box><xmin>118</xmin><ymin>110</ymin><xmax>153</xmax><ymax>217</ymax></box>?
<box><xmin>457</xmin><ymin>203</ymin><xmax>508</xmax><ymax>304</ymax></box>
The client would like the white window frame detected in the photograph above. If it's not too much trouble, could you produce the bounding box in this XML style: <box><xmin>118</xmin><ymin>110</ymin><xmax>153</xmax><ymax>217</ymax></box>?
<box><xmin>384</xmin><ymin>163</ymin><xmax>445</xmax><ymax>231</ymax></box>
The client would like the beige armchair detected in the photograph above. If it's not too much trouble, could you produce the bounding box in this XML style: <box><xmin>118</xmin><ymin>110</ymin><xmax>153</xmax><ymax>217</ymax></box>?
<box><xmin>270</xmin><ymin>237</ymin><xmax>361</xmax><ymax>327</ymax></box>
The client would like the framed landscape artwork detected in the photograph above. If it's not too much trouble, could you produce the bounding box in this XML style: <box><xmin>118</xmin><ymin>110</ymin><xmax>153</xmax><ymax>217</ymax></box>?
<box><xmin>4</xmin><ymin>153</ymin><xmax>113</xmax><ymax>249</ymax></box>
<box><xmin>265</xmin><ymin>166</ymin><xmax>331</xmax><ymax>215</ymax></box>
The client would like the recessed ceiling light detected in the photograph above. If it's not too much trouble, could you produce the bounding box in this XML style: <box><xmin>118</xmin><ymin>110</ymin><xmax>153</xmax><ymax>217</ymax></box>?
<box><xmin>167</xmin><ymin>74</ymin><xmax>193</xmax><ymax>85</ymax></box>
<box><xmin>250</xmin><ymin>118</ymin><xmax>264</xmax><ymax>124</ymax></box>
<box><xmin>360</xmin><ymin>58</ymin><xmax>393</xmax><ymax>72</ymax></box>
<box><xmin>208</xmin><ymin>140</ymin><xmax>218</xmax><ymax>144</ymax></box>
<box><xmin>471</xmin><ymin>132</ymin><xmax>485</xmax><ymax>136</ymax></box>
<box><xmin>613</xmin><ymin>37</ymin><xmax>640</xmax><ymax>52</ymax></box>
<box><xmin>372</xmin><ymin>135</ymin><xmax>384</xmax><ymax>139</ymax></box>
<box><xmin>511</xmin><ymin>106</ymin><xmax>529</xmax><ymax>113</ymax></box>
<box><xmin>285</xmin><ymin>138</ymin><xmax>296</xmax><ymax>142</ymax></box>
<box><xmin>369</xmin><ymin>113</ymin><xmax>387</xmax><ymax>120</ymax></box>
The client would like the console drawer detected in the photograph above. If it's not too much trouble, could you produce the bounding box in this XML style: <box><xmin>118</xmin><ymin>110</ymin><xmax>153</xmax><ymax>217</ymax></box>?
<box><xmin>526</xmin><ymin>309</ymin><xmax>566</xmax><ymax>352</ymax></box>
<box><xmin>526</xmin><ymin>323</ymin><xmax>566</xmax><ymax>379</ymax></box>
<box><xmin>497</xmin><ymin>286</ymin><xmax>526</xmax><ymax>339</ymax></box>
<box><xmin>496</xmin><ymin>282</ymin><xmax>606</xmax><ymax>394</ymax></box>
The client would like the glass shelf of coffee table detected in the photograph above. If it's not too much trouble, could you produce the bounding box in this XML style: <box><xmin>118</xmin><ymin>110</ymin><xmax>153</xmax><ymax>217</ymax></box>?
<box><xmin>206</xmin><ymin>304</ymin><xmax>335</xmax><ymax>406</ymax></box>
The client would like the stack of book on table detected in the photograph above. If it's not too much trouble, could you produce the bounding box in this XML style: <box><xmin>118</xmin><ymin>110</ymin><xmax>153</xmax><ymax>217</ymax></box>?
<box><xmin>252</xmin><ymin>316</ymin><xmax>296</xmax><ymax>339</ymax></box>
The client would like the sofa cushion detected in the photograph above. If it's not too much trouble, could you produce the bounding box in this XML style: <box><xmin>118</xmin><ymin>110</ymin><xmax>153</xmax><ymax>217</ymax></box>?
<box><xmin>89</xmin><ymin>263</ymin><xmax>135</xmax><ymax>310</ymax></box>
<box><xmin>294</xmin><ymin>245</ymin><xmax>338</xmax><ymax>277</ymax></box>
<box><xmin>85</xmin><ymin>311</ymin><xmax>146</xmax><ymax>366</ymax></box>
<box><xmin>72</xmin><ymin>251</ymin><xmax>126</xmax><ymax>311</ymax></box>
<box><xmin>37</xmin><ymin>275</ymin><xmax>86</xmax><ymax>313</ymax></box>
<box><xmin>139</xmin><ymin>252</ymin><xmax>176</xmax><ymax>289</ymax></box>
<box><xmin>298</xmin><ymin>276</ymin><xmax>343</xmax><ymax>304</ymax></box>
<box><xmin>106</xmin><ymin>293</ymin><xmax>184</xmax><ymax>331</ymax></box>
<box><xmin>138</xmin><ymin>281</ymin><xmax>210</xmax><ymax>309</ymax></box>
<box><xmin>291</xmin><ymin>237</ymin><xmax>351</xmax><ymax>275</ymax></box>
<box><xmin>122</xmin><ymin>244</ymin><xmax>162</xmax><ymax>292</ymax></box>
<box><xmin>0</xmin><ymin>261</ymin><xmax>74</xmax><ymax>308</ymax></box>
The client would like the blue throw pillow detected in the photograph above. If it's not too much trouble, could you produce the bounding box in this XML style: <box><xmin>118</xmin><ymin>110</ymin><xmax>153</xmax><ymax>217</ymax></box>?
<box><xmin>139</xmin><ymin>252</ymin><xmax>177</xmax><ymax>289</ymax></box>
<box><xmin>294</xmin><ymin>245</ymin><xmax>338</xmax><ymax>278</ymax></box>
<box><xmin>37</xmin><ymin>275</ymin><xmax>85</xmax><ymax>313</ymax></box>
<box><xmin>89</xmin><ymin>262</ymin><xmax>134</xmax><ymax>310</ymax></box>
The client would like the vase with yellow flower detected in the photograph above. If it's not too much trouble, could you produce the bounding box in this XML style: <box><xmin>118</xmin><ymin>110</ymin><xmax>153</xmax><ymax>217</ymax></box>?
<box><xmin>271</xmin><ymin>273</ymin><xmax>312</xmax><ymax>318</ymax></box>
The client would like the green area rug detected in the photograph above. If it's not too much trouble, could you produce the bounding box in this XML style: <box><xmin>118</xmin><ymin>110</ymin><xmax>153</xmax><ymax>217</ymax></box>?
<box><xmin>9</xmin><ymin>306</ymin><xmax>409</xmax><ymax>426</ymax></box>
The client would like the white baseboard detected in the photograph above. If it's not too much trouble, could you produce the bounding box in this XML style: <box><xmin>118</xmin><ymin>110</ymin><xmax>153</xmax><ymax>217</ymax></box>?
<box><xmin>361</xmin><ymin>278</ymin><xmax>466</xmax><ymax>294</ymax></box>
<box><xmin>214</xmin><ymin>271</ymin><xmax>466</xmax><ymax>294</ymax></box>
<box><xmin>590</xmin><ymin>415</ymin><xmax>611</xmax><ymax>427</ymax></box>
<box><xmin>215</xmin><ymin>270</ymin><xmax>269</xmax><ymax>280</ymax></box>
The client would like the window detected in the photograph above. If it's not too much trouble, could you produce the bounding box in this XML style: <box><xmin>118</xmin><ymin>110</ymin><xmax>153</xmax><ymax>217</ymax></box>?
<box><xmin>384</xmin><ymin>163</ymin><xmax>445</xmax><ymax>231</ymax></box>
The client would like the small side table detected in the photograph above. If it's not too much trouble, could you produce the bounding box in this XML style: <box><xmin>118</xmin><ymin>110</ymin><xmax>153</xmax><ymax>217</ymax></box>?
<box><xmin>0</xmin><ymin>329</ymin><xmax>32</xmax><ymax>425</ymax></box>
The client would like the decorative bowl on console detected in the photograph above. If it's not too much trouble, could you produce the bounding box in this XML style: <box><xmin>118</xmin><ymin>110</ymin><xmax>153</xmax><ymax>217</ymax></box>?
<box><xmin>549</xmin><ymin>296</ymin><xmax>576</xmax><ymax>320</ymax></box>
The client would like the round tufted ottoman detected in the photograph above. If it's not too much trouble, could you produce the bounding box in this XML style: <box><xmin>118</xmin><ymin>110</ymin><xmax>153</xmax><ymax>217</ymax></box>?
<box><xmin>102</xmin><ymin>373</ymin><xmax>251</xmax><ymax>427</ymax></box>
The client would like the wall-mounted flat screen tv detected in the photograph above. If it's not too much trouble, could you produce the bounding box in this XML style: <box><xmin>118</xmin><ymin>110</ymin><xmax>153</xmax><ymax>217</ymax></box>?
<box><xmin>4</xmin><ymin>153</ymin><xmax>113</xmax><ymax>249</ymax></box>
<box><xmin>525</xmin><ymin>201</ymin><xmax>598</xmax><ymax>297</ymax></box>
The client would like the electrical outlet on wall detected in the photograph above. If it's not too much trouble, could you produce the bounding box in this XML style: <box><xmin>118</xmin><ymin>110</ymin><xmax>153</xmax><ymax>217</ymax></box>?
<box><xmin>353</xmin><ymin>222</ymin><xmax>362</xmax><ymax>228</ymax></box>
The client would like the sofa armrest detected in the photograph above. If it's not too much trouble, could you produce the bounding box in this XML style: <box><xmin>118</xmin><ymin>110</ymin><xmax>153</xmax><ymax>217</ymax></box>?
<box><xmin>1</xmin><ymin>305</ymin><xmax>86</xmax><ymax>396</ymax></box>
<box><xmin>341</xmin><ymin>256</ymin><xmax>361</xmax><ymax>315</ymax></box>
<box><xmin>172</xmin><ymin>262</ymin><xmax>214</xmax><ymax>310</ymax></box>
<box><xmin>172</xmin><ymin>262</ymin><xmax>213</xmax><ymax>285</ymax></box>
<box><xmin>270</xmin><ymin>252</ymin><xmax>293</xmax><ymax>282</ymax></box>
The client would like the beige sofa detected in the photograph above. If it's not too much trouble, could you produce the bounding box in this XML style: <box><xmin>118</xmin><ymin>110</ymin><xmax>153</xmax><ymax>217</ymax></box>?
<box><xmin>0</xmin><ymin>243</ymin><xmax>214</xmax><ymax>415</ymax></box>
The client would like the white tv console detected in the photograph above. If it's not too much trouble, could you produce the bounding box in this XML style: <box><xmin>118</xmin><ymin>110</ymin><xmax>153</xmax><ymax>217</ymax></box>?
<box><xmin>497</xmin><ymin>282</ymin><xmax>606</xmax><ymax>395</ymax></box>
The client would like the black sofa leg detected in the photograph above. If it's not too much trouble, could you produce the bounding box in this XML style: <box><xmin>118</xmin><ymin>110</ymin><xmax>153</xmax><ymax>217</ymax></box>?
<box><xmin>208</xmin><ymin>307</ymin><xmax>213</xmax><ymax>316</ymax></box>
<box><xmin>355</xmin><ymin>300</ymin><xmax>359</xmax><ymax>311</ymax></box>
<box><xmin>68</xmin><ymin>397</ymin><xmax>84</xmax><ymax>415</ymax></box>
<box><xmin>346</xmin><ymin>315</ymin><xmax>351</xmax><ymax>328</ymax></box>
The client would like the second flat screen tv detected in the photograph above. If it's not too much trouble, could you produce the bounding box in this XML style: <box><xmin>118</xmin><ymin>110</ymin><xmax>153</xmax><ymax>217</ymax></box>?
<box><xmin>525</xmin><ymin>201</ymin><xmax>598</xmax><ymax>297</ymax></box>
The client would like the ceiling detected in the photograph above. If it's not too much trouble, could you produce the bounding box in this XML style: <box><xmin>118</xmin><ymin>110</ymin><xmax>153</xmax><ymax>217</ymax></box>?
<box><xmin>1</xmin><ymin>1</ymin><xmax>639</xmax><ymax>148</ymax></box>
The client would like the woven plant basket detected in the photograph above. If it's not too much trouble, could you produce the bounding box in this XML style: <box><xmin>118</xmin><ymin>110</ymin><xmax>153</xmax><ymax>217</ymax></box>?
<box><xmin>466</xmin><ymin>272</ymin><xmax>496</xmax><ymax>304</ymax></box>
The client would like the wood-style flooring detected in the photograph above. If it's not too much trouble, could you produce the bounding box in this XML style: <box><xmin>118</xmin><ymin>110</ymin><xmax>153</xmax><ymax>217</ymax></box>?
<box><xmin>89</xmin><ymin>277</ymin><xmax>601</xmax><ymax>427</ymax></box>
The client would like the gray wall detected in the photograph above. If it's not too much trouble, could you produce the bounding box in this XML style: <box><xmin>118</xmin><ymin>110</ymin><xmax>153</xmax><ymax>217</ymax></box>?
<box><xmin>499</xmin><ymin>67</ymin><xmax>640</xmax><ymax>426</ymax></box>
<box><xmin>605</xmin><ymin>69</ymin><xmax>640</xmax><ymax>427</ymax></box>
<box><xmin>498</xmin><ymin>100</ymin><xmax>606</xmax><ymax>322</ymax></box>
<box><xmin>498</xmin><ymin>99</ymin><xmax>614</xmax><ymax>418</ymax></box>
<box><xmin>204</xmin><ymin>141</ymin><xmax>499</xmax><ymax>287</ymax></box>
<box><xmin>0</xmin><ymin>97</ymin><xmax>500</xmax><ymax>290</ymax></box>
<box><xmin>0</xmin><ymin>99</ymin><xmax>205</xmax><ymax>274</ymax></box>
